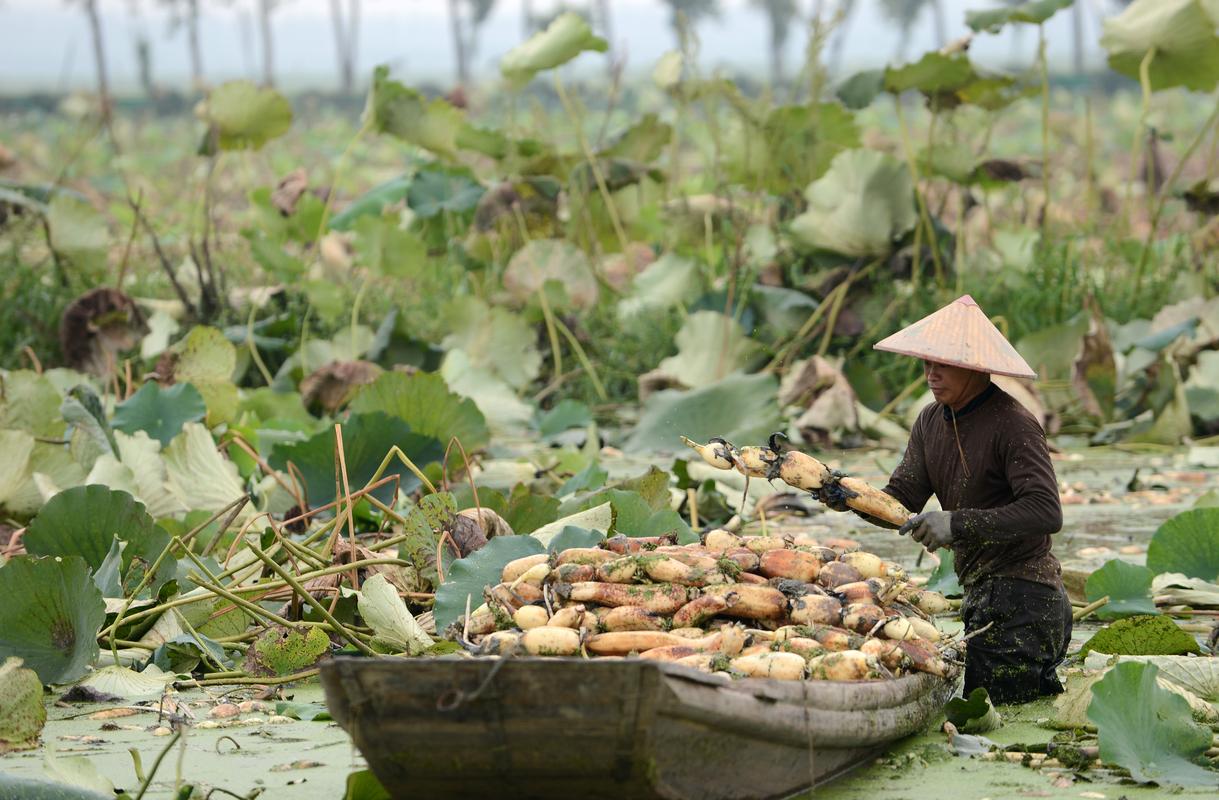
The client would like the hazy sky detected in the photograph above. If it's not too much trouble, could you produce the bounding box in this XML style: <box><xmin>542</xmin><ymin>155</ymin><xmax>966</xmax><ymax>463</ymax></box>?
<box><xmin>0</xmin><ymin>0</ymin><xmax>1121</xmax><ymax>93</ymax></box>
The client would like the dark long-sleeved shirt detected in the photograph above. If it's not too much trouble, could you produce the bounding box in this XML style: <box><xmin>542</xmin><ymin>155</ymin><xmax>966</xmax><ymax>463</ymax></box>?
<box><xmin>883</xmin><ymin>383</ymin><xmax>1064</xmax><ymax>589</ymax></box>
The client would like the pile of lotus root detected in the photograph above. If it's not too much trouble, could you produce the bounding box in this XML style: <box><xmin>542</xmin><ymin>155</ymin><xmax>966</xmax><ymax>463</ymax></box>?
<box><xmin>455</xmin><ymin>530</ymin><xmax>960</xmax><ymax>682</ymax></box>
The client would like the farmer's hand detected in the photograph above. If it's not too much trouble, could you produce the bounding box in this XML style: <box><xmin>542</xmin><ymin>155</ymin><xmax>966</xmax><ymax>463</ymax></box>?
<box><xmin>813</xmin><ymin>472</ymin><xmax>856</xmax><ymax>513</ymax></box>
<box><xmin>899</xmin><ymin>511</ymin><xmax>953</xmax><ymax>550</ymax></box>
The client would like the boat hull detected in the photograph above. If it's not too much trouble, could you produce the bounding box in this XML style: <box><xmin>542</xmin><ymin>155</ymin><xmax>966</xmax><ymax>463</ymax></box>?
<box><xmin>321</xmin><ymin>656</ymin><xmax>956</xmax><ymax>800</ymax></box>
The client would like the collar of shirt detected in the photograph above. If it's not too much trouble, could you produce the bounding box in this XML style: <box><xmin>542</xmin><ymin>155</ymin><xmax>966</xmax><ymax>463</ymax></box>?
<box><xmin>941</xmin><ymin>381</ymin><xmax>997</xmax><ymax>422</ymax></box>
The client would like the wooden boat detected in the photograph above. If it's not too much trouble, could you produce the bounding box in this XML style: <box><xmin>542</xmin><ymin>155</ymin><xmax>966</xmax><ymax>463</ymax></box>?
<box><xmin>321</xmin><ymin>656</ymin><xmax>957</xmax><ymax>800</ymax></box>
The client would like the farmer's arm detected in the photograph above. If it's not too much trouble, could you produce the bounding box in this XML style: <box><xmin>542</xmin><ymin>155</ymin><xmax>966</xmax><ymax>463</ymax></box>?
<box><xmin>949</xmin><ymin>413</ymin><xmax>1062</xmax><ymax>542</ymax></box>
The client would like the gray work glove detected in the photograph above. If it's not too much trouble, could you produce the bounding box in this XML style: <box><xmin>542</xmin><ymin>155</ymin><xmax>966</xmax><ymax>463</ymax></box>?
<box><xmin>899</xmin><ymin>510</ymin><xmax>954</xmax><ymax>550</ymax></box>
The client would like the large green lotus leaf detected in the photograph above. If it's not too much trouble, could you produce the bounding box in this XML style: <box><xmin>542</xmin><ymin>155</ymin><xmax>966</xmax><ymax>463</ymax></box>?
<box><xmin>24</xmin><ymin>485</ymin><xmax>174</xmax><ymax>597</ymax></box>
<box><xmin>790</xmin><ymin>149</ymin><xmax>916</xmax><ymax>257</ymax></box>
<box><xmin>1152</xmin><ymin>572</ymin><xmax>1219</xmax><ymax>607</ymax></box>
<box><xmin>530</xmin><ymin>502</ymin><xmax>614</xmax><ymax>547</ymax></box>
<box><xmin>1185</xmin><ymin>350</ymin><xmax>1219</xmax><ymax>423</ymax></box>
<box><xmin>111</xmin><ymin>382</ymin><xmax>206</xmax><ymax>447</ymax></box>
<box><xmin>1080</xmin><ymin>615</ymin><xmax>1201</xmax><ymax>657</ymax></box>
<box><xmin>657</xmin><ymin>311</ymin><xmax>762</xmax><ymax>390</ymax></box>
<box><xmin>367</xmin><ymin>66</ymin><xmax>465</xmax><ymax>159</ymax></box>
<box><xmin>0</xmin><ymin>371</ymin><xmax>65</xmax><ymax>437</ymax></box>
<box><xmin>433</xmin><ymin>535</ymin><xmax>546</xmax><ymax>631</ymax></box>
<box><xmin>350</xmin><ymin>371</ymin><xmax>490</xmax><ymax>455</ymax></box>
<box><xmin>458</xmin><ymin>484</ymin><xmax>561</xmax><ymax>535</ymax></box>
<box><xmin>1085</xmin><ymin>559</ymin><xmax>1159</xmax><ymax>620</ymax></box>
<box><xmin>925</xmin><ymin>549</ymin><xmax>964</xmax><ymax>597</ymax></box>
<box><xmin>270</xmin><ymin>412</ymin><xmax>443</xmax><ymax>509</ymax></box>
<box><xmin>163</xmin><ymin>422</ymin><xmax>250</xmax><ymax>518</ymax></box>
<box><xmin>883</xmin><ymin>53</ymin><xmax>1025</xmax><ymax>110</ymax></box>
<box><xmin>616</xmin><ymin>252</ymin><xmax>704</xmax><ymax>320</ymax></box>
<box><xmin>503</xmin><ymin>239</ymin><xmax>598</xmax><ymax>311</ymax></box>
<box><xmin>329</xmin><ymin>175</ymin><xmax>412</xmax><ymax>231</ymax></box>
<box><xmin>601</xmin><ymin>490</ymin><xmax>694</xmax><ymax>543</ymax></box>
<box><xmin>84</xmin><ymin>430</ymin><xmax>187</xmax><ymax>519</ymax></box>
<box><xmin>966</xmin><ymin>0</ymin><xmax>1074</xmax><ymax>32</ymax></box>
<box><xmin>544</xmin><ymin>526</ymin><xmax>606</xmax><ymax>553</ymax></box>
<box><xmin>407</xmin><ymin>166</ymin><xmax>484</xmax><ymax>218</ymax></box>
<box><xmin>836</xmin><ymin>69</ymin><xmax>885</xmax><ymax>110</ymax></box>
<box><xmin>244</xmin><ymin>625</ymin><xmax>330</xmax><ymax>677</ymax></box>
<box><xmin>0</xmin><ymin>658</ymin><xmax>46</xmax><ymax>753</ymax></box>
<box><xmin>441</xmin><ymin>297</ymin><xmax>542</xmax><ymax>390</ymax></box>
<box><xmin>0</xmin><ymin>556</ymin><xmax>105</xmax><ymax>684</ymax></box>
<box><xmin>1087</xmin><ymin>661</ymin><xmax>1216</xmax><ymax>786</ymax></box>
<box><xmin>536</xmin><ymin>399</ymin><xmax>593</xmax><ymax>438</ymax></box>
<box><xmin>945</xmin><ymin>687</ymin><xmax>1001</xmax><ymax>733</ymax></box>
<box><xmin>75</xmin><ymin>664</ymin><xmax>176</xmax><ymax>700</ymax></box>
<box><xmin>172</xmin><ymin>326</ymin><xmax>238</xmax><ymax>425</ymax></box>
<box><xmin>352</xmin><ymin>215</ymin><xmax>428</xmax><ymax>278</ymax></box>
<box><xmin>344</xmin><ymin>769</ymin><xmax>391</xmax><ymax>800</ymax></box>
<box><xmin>204</xmin><ymin>81</ymin><xmax>291</xmax><ymax>150</ymax></box>
<box><xmin>1016</xmin><ymin>317</ymin><xmax>1089</xmax><ymax>381</ymax></box>
<box><xmin>624</xmin><ymin>372</ymin><xmax>781</xmax><ymax>454</ymax></box>
<box><xmin>4</xmin><ymin>441</ymin><xmax>87</xmax><ymax>519</ymax></box>
<box><xmin>500</xmin><ymin>11</ymin><xmax>608</xmax><ymax>87</ymax></box>
<box><xmin>1147</xmin><ymin>508</ymin><xmax>1219</xmax><ymax>581</ymax></box>
<box><xmin>749</xmin><ymin>285</ymin><xmax>818</xmax><ymax>339</ymax></box>
<box><xmin>46</xmin><ymin>194</ymin><xmax>107</xmax><ymax>257</ymax></box>
<box><xmin>1101</xmin><ymin>0</ymin><xmax>1219</xmax><ymax>93</ymax></box>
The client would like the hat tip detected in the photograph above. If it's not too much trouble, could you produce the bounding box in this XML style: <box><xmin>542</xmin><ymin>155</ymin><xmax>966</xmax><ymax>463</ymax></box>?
<box><xmin>956</xmin><ymin>294</ymin><xmax>978</xmax><ymax>307</ymax></box>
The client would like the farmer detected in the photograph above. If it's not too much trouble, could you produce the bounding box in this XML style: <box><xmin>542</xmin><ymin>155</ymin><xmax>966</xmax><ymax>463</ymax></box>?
<box><xmin>819</xmin><ymin>295</ymin><xmax>1070</xmax><ymax>705</ymax></box>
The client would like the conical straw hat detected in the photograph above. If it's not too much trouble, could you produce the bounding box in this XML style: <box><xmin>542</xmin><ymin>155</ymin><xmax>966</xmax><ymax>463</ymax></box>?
<box><xmin>874</xmin><ymin>295</ymin><xmax>1037</xmax><ymax>379</ymax></box>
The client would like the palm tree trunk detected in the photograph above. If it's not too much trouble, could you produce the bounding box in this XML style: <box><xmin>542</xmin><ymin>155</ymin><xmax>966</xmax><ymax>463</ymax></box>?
<box><xmin>770</xmin><ymin>15</ymin><xmax>784</xmax><ymax>86</ymax></box>
<box><xmin>931</xmin><ymin>0</ymin><xmax>947</xmax><ymax>49</ymax></box>
<box><xmin>329</xmin><ymin>0</ymin><xmax>360</xmax><ymax>93</ymax></box>
<box><xmin>522</xmin><ymin>0</ymin><xmax>532</xmax><ymax>38</ymax></box>
<box><xmin>187</xmin><ymin>0</ymin><xmax>204</xmax><ymax>90</ymax></box>
<box><xmin>828</xmin><ymin>0</ymin><xmax>855</xmax><ymax>77</ymax></box>
<box><xmin>82</xmin><ymin>0</ymin><xmax>111</xmax><ymax>121</ymax></box>
<box><xmin>448</xmin><ymin>0</ymin><xmax>469</xmax><ymax>87</ymax></box>
<box><xmin>258</xmin><ymin>0</ymin><xmax>276</xmax><ymax>87</ymax></box>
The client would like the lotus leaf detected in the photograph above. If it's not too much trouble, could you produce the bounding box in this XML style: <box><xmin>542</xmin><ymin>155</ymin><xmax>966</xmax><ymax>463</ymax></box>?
<box><xmin>345</xmin><ymin>769</ymin><xmax>391</xmax><ymax>800</ymax></box>
<box><xmin>836</xmin><ymin>69</ymin><xmax>885</xmax><ymax>110</ymax></box>
<box><xmin>152</xmin><ymin>632</ymin><xmax>229</xmax><ymax>674</ymax></box>
<box><xmin>275</xmin><ymin>701</ymin><xmax>332</xmax><ymax>721</ymax></box>
<box><xmin>351</xmin><ymin>371</ymin><xmax>490</xmax><ymax>455</ymax></box>
<box><xmin>616</xmin><ymin>252</ymin><xmax>704</xmax><ymax>319</ymax></box>
<box><xmin>601</xmin><ymin>113</ymin><xmax>673</xmax><ymax>163</ymax></box>
<box><xmin>358</xmin><ymin>573</ymin><xmax>433</xmax><ymax>655</ymax></box>
<box><xmin>111</xmin><ymin>381</ymin><xmax>205</xmax><ymax>447</ymax></box>
<box><xmin>407</xmin><ymin>166</ymin><xmax>484</xmax><ymax>218</ymax></box>
<box><xmin>545</xmin><ymin>526</ymin><xmax>606</xmax><ymax>553</ymax></box>
<box><xmin>85</xmin><ymin>430</ymin><xmax>188</xmax><ymax>519</ymax></box>
<box><xmin>352</xmin><ymin>215</ymin><xmax>428</xmax><ymax>278</ymax></box>
<box><xmin>789</xmin><ymin>149</ymin><xmax>916</xmax><ymax>257</ymax></box>
<box><xmin>925</xmin><ymin>549</ymin><xmax>964</xmax><ymax>597</ymax></box>
<box><xmin>945</xmin><ymin>687</ymin><xmax>1000</xmax><ymax>732</ymax></box>
<box><xmin>442</xmin><ymin>297</ymin><xmax>542</xmax><ymax>389</ymax></box>
<box><xmin>500</xmin><ymin>12</ymin><xmax>608</xmax><ymax>87</ymax></box>
<box><xmin>74</xmin><ymin>664</ymin><xmax>176</xmax><ymax>700</ymax></box>
<box><xmin>433</xmin><ymin>535</ymin><xmax>547</xmax><ymax>631</ymax></box>
<box><xmin>1085</xmin><ymin>559</ymin><xmax>1159</xmax><ymax>619</ymax></box>
<box><xmin>329</xmin><ymin>174</ymin><xmax>412</xmax><ymax>231</ymax></box>
<box><xmin>1087</xmin><ymin>661</ymin><xmax>1217</xmax><ymax>786</ymax></box>
<box><xmin>656</xmin><ymin>311</ymin><xmax>762</xmax><ymax>390</ymax></box>
<box><xmin>530</xmin><ymin>502</ymin><xmax>614</xmax><ymax>547</ymax></box>
<box><xmin>725</xmin><ymin>103</ymin><xmax>860</xmax><ymax>195</ymax></box>
<box><xmin>244</xmin><ymin>625</ymin><xmax>330</xmax><ymax>677</ymax></box>
<box><xmin>162</xmin><ymin>422</ymin><xmax>250</xmax><ymax>518</ymax></box>
<box><xmin>536</xmin><ymin>399</ymin><xmax>593</xmax><ymax>439</ymax></box>
<box><xmin>882</xmin><ymin>53</ymin><xmax>1026</xmax><ymax>110</ymax></box>
<box><xmin>1146</xmin><ymin>508</ymin><xmax>1219</xmax><ymax>581</ymax></box>
<box><xmin>0</xmin><ymin>556</ymin><xmax>105</xmax><ymax>684</ymax></box>
<box><xmin>0</xmin><ymin>428</ymin><xmax>36</xmax><ymax>511</ymax></box>
<box><xmin>0</xmin><ymin>371</ymin><xmax>65</xmax><ymax>437</ymax></box>
<box><xmin>170</xmin><ymin>326</ymin><xmax>238</xmax><ymax>425</ymax></box>
<box><xmin>624</xmin><ymin>372</ymin><xmax>782</xmax><ymax>454</ymax></box>
<box><xmin>24</xmin><ymin>485</ymin><xmax>174</xmax><ymax>597</ymax></box>
<box><xmin>203</xmin><ymin>80</ymin><xmax>292</xmax><ymax>150</ymax></box>
<box><xmin>1185</xmin><ymin>350</ymin><xmax>1219</xmax><ymax>423</ymax></box>
<box><xmin>966</xmin><ymin>0</ymin><xmax>1074</xmax><ymax>32</ymax></box>
<box><xmin>0</xmin><ymin>774</ymin><xmax>112</xmax><ymax>800</ymax></box>
<box><xmin>1152</xmin><ymin>572</ymin><xmax>1219</xmax><ymax>607</ymax></box>
<box><xmin>504</xmin><ymin>239</ymin><xmax>598</xmax><ymax>311</ymax></box>
<box><xmin>367</xmin><ymin>67</ymin><xmax>465</xmax><ymax>158</ymax></box>
<box><xmin>440</xmin><ymin>350</ymin><xmax>535</xmax><ymax>433</ymax></box>
<box><xmin>1100</xmin><ymin>0</ymin><xmax>1219</xmax><ymax>93</ymax></box>
<box><xmin>270</xmin><ymin>412</ymin><xmax>443</xmax><ymax>509</ymax></box>
<box><xmin>1080</xmin><ymin>615</ymin><xmax>1201</xmax><ymax>656</ymax></box>
<box><xmin>46</xmin><ymin>194</ymin><xmax>107</xmax><ymax>257</ymax></box>
<box><xmin>0</xmin><ymin>658</ymin><xmax>45</xmax><ymax>753</ymax></box>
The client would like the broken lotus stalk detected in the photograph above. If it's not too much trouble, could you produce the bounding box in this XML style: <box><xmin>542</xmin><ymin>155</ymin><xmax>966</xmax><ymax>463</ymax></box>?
<box><xmin>680</xmin><ymin>436</ymin><xmax>913</xmax><ymax>528</ymax></box>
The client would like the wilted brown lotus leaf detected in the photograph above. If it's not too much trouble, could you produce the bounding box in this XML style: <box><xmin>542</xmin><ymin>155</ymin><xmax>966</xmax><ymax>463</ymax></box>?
<box><xmin>1071</xmin><ymin>309</ymin><xmax>1116</xmax><ymax>421</ymax></box>
<box><xmin>58</xmin><ymin>288</ymin><xmax>147</xmax><ymax>377</ymax></box>
<box><xmin>300</xmin><ymin>360</ymin><xmax>383</xmax><ymax>414</ymax></box>
<box><xmin>272</xmin><ymin>168</ymin><xmax>309</xmax><ymax>216</ymax></box>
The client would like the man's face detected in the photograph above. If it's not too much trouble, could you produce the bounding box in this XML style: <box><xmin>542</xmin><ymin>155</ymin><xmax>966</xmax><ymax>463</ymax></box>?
<box><xmin>923</xmin><ymin>360</ymin><xmax>987</xmax><ymax>408</ymax></box>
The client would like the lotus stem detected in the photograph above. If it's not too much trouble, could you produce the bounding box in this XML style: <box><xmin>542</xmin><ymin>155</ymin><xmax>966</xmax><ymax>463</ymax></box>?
<box><xmin>1072</xmin><ymin>595</ymin><xmax>1109</xmax><ymax>621</ymax></box>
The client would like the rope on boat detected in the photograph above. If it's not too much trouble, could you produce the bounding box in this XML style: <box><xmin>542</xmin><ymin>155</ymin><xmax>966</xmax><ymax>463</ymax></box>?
<box><xmin>436</xmin><ymin>649</ymin><xmax>514</xmax><ymax>712</ymax></box>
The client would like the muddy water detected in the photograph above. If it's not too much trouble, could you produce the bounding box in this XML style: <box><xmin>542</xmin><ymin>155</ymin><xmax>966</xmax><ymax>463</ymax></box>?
<box><xmin>2</xmin><ymin>684</ymin><xmax>362</xmax><ymax>799</ymax></box>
